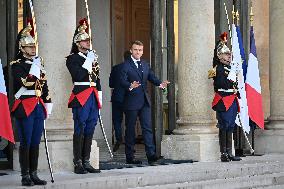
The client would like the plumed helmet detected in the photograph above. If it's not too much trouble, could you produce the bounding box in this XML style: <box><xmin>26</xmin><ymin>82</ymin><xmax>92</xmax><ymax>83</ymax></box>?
<box><xmin>73</xmin><ymin>18</ymin><xmax>90</xmax><ymax>43</ymax></box>
<box><xmin>216</xmin><ymin>32</ymin><xmax>231</xmax><ymax>58</ymax></box>
<box><xmin>19</xmin><ymin>23</ymin><xmax>36</xmax><ymax>48</ymax></box>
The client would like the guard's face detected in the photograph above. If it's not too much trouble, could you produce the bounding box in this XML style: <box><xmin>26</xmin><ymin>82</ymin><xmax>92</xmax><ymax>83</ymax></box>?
<box><xmin>79</xmin><ymin>39</ymin><xmax>90</xmax><ymax>50</ymax></box>
<box><xmin>130</xmin><ymin>44</ymin><xmax>143</xmax><ymax>60</ymax></box>
<box><xmin>22</xmin><ymin>46</ymin><xmax>36</xmax><ymax>57</ymax></box>
<box><xmin>219</xmin><ymin>53</ymin><xmax>231</xmax><ymax>65</ymax></box>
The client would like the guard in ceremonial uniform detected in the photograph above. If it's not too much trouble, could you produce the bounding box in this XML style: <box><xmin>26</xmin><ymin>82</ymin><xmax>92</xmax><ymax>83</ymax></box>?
<box><xmin>209</xmin><ymin>32</ymin><xmax>241</xmax><ymax>162</ymax></box>
<box><xmin>11</xmin><ymin>23</ymin><xmax>52</xmax><ymax>186</ymax></box>
<box><xmin>66</xmin><ymin>19</ymin><xmax>101</xmax><ymax>174</ymax></box>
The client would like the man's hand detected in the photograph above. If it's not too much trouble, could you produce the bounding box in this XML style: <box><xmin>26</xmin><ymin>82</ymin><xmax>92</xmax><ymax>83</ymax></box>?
<box><xmin>29</xmin><ymin>57</ymin><xmax>41</xmax><ymax>79</ymax></box>
<box><xmin>83</xmin><ymin>51</ymin><xmax>97</xmax><ymax>73</ymax></box>
<box><xmin>33</xmin><ymin>57</ymin><xmax>41</xmax><ymax>67</ymax></box>
<box><xmin>87</xmin><ymin>50</ymin><xmax>96</xmax><ymax>61</ymax></box>
<box><xmin>44</xmin><ymin>103</ymin><xmax>53</xmax><ymax>119</ymax></box>
<box><xmin>129</xmin><ymin>81</ymin><xmax>141</xmax><ymax>91</ymax></box>
<box><xmin>159</xmin><ymin>80</ymin><xmax>170</xmax><ymax>89</ymax></box>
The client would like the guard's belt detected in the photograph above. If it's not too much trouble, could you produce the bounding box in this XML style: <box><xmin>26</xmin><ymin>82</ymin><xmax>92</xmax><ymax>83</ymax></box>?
<box><xmin>74</xmin><ymin>82</ymin><xmax>96</xmax><ymax>87</ymax></box>
<box><xmin>15</xmin><ymin>87</ymin><xmax>36</xmax><ymax>99</ymax></box>
<box><xmin>218</xmin><ymin>88</ymin><xmax>235</xmax><ymax>93</ymax></box>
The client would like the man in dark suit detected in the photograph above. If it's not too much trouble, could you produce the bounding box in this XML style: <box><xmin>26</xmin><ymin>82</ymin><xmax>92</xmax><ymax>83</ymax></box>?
<box><xmin>109</xmin><ymin>51</ymin><xmax>131</xmax><ymax>152</ymax></box>
<box><xmin>120</xmin><ymin>40</ymin><xmax>169</xmax><ymax>164</ymax></box>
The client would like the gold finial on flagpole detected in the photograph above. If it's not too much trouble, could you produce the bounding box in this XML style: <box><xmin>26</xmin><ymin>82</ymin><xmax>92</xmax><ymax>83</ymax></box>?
<box><xmin>236</xmin><ymin>10</ymin><xmax>240</xmax><ymax>26</ymax></box>
<box><xmin>249</xmin><ymin>5</ymin><xmax>254</xmax><ymax>26</ymax></box>
<box><xmin>232</xmin><ymin>5</ymin><xmax>236</xmax><ymax>24</ymax></box>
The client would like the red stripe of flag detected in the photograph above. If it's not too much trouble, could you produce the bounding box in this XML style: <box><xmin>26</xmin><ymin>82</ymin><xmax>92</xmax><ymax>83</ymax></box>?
<box><xmin>245</xmin><ymin>83</ymin><xmax>264</xmax><ymax>129</ymax></box>
<box><xmin>0</xmin><ymin>93</ymin><xmax>15</xmax><ymax>143</ymax></box>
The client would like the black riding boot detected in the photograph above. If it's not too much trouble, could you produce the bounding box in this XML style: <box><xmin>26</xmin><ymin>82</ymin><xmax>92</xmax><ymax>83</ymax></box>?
<box><xmin>82</xmin><ymin>136</ymin><xmax>101</xmax><ymax>173</ymax></box>
<box><xmin>226</xmin><ymin>131</ymin><xmax>241</xmax><ymax>161</ymax></box>
<box><xmin>73</xmin><ymin>134</ymin><xmax>88</xmax><ymax>174</ymax></box>
<box><xmin>19</xmin><ymin>146</ymin><xmax>34</xmax><ymax>186</ymax></box>
<box><xmin>29</xmin><ymin>146</ymin><xmax>47</xmax><ymax>185</ymax></box>
<box><xmin>219</xmin><ymin>130</ymin><xmax>230</xmax><ymax>162</ymax></box>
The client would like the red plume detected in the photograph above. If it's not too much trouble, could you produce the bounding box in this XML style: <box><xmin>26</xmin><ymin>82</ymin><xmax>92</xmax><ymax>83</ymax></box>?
<box><xmin>220</xmin><ymin>32</ymin><xmax>228</xmax><ymax>43</ymax></box>
<box><xmin>79</xmin><ymin>18</ymin><xmax>89</xmax><ymax>33</ymax></box>
<box><xmin>26</xmin><ymin>18</ymin><xmax>35</xmax><ymax>37</ymax></box>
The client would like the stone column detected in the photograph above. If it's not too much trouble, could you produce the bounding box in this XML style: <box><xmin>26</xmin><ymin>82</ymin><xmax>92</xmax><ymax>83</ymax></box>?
<box><xmin>255</xmin><ymin>0</ymin><xmax>284</xmax><ymax>153</ymax></box>
<box><xmin>13</xmin><ymin>0</ymin><xmax>99</xmax><ymax>172</ymax></box>
<box><xmin>251</xmin><ymin>0</ymin><xmax>270</xmax><ymax>120</ymax></box>
<box><xmin>161</xmin><ymin>0</ymin><xmax>219</xmax><ymax>162</ymax></box>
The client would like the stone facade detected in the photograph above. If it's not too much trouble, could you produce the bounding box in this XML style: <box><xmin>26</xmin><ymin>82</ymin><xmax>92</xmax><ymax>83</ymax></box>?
<box><xmin>161</xmin><ymin>0</ymin><xmax>219</xmax><ymax>162</ymax></box>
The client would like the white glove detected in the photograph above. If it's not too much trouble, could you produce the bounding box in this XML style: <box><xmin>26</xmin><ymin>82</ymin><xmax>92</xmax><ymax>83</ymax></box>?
<box><xmin>227</xmin><ymin>70</ymin><xmax>237</xmax><ymax>82</ymax></box>
<box><xmin>98</xmin><ymin>91</ymin><xmax>102</xmax><ymax>107</ymax></box>
<box><xmin>33</xmin><ymin>57</ymin><xmax>42</xmax><ymax>66</ymax></box>
<box><xmin>29</xmin><ymin>57</ymin><xmax>41</xmax><ymax>79</ymax></box>
<box><xmin>82</xmin><ymin>51</ymin><xmax>97</xmax><ymax>73</ymax></box>
<box><xmin>44</xmin><ymin>103</ymin><xmax>53</xmax><ymax>115</ymax></box>
<box><xmin>87</xmin><ymin>50</ymin><xmax>96</xmax><ymax>61</ymax></box>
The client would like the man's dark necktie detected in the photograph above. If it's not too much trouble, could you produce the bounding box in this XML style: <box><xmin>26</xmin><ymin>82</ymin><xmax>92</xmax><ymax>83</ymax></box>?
<box><xmin>137</xmin><ymin>61</ymin><xmax>143</xmax><ymax>73</ymax></box>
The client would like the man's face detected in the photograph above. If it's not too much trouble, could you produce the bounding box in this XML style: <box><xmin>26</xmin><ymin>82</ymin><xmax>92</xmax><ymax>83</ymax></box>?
<box><xmin>130</xmin><ymin>44</ymin><xmax>143</xmax><ymax>60</ymax></box>
<box><xmin>22</xmin><ymin>46</ymin><xmax>36</xmax><ymax>57</ymax></box>
<box><xmin>219</xmin><ymin>53</ymin><xmax>231</xmax><ymax>65</ymax></box>
<box><xmin>79</xmin><ymin>39</ymin><xmax>90</xmax><ymax>50</ymax></box>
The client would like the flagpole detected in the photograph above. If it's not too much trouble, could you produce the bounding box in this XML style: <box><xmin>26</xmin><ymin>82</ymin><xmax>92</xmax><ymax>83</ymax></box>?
<box><xmin>84</xmin><ymin>0</ymin><xmax>92</xmax><ymax>50</ymax></box>
<box><xmin>224</xmin><ymin>3</ymin><xmax>232</xmax><ymax>47</ymax></box>
<box><xmin>28</xmin><ymin>0</ymin><xmax>38</xmax><ymax>56</ymax></box>
<box><xmin>250</xmin><ymin>4</ymin><xmax>254</xmax><ymax>27</ymax></box>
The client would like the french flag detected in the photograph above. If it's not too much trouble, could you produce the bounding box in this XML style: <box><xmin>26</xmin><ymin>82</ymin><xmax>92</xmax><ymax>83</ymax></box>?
<box><xmin>0</xmin><ymin>59</ymin><xmax>15</xmax><ymax>143</ymax></box>
<box><xmin>245</xmin><ymin>26</ymin><xmax>264</xmax><ymax>129</ymax></box>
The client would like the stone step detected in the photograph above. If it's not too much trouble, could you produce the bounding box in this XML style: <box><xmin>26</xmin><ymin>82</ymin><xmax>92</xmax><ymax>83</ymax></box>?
<box><xmin>253</xmin><ymin>185</ymin><xmax>284</xmax><ymax>189</ymax></box>
<box><xmin>130</xmin><ymin>172</ymin><xmax>284</xmax><ymax>189</ymax></box>
<box><xmin>1</xmin><ymin>154</ymin><xmax>284</xmax><ymax>189</ymax></box>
